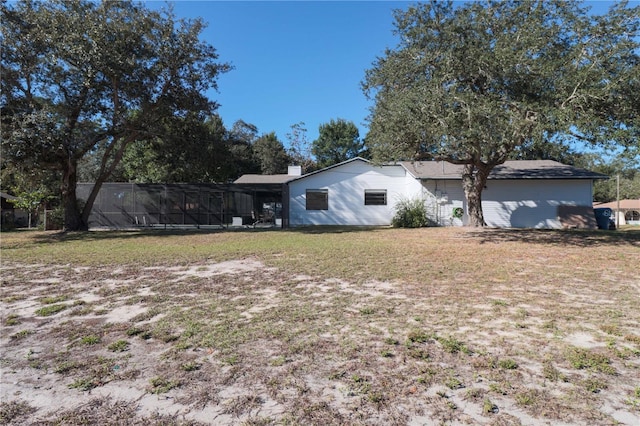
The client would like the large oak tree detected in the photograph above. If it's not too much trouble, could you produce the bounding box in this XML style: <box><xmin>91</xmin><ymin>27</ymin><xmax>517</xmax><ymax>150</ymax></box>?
<box><xmin>1</xmin><ymin>0</ymin><xmax>230</xmax><ymax>230</ymax></box>
<box><xmin>362</xmin><ymin>0</ymin><xmax>639</xmax><ymax>226</ymax></box>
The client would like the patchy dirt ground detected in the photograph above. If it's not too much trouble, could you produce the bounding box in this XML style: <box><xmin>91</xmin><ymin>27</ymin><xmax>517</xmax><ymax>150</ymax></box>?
<box><xmin>2</xmin><ymin>231</ymin><xmax>640</xmax><ymax>425</ymax></box>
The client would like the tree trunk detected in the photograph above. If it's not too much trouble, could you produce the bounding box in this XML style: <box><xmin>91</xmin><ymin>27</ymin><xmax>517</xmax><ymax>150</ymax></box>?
<box><xmin>61</xmin><ymin>158</ymin><xmax>87</xmax><ymax>231</ymax></box>
<box><xmin>79</xmin><ymin>134</ymin><xmax>137</xmax><ymax>227</ymax></box>
<box><xmin>461</xmin><ymin>163</ymin><xmax>491</xmax><ymax>227</ymax></box>
<box><xmin>80</xmin><ymin>180</ymin><xmax>104</xmax><ymax>228</ymax></box>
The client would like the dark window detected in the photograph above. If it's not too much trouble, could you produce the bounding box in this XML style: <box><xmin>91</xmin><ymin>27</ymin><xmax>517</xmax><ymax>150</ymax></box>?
<box><xmin>626</xmin><ymin>210</ymin><xmax>640</xmax><ymax>221</ymax></box>
<box><xmin>364</xmin><ymin>190</ymin><xmax>387</xmax><ymax>206</ymax></box>
<box><xmin>306</xmin><ymin>189</ymin><xmax>328</xmax><ymax>210</ymax></box>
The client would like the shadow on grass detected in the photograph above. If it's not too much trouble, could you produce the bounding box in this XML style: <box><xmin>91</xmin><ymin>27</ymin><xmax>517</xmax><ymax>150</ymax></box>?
<box><xmin>286</xmin><ymin>225</ymin><xmax>387</xmax><ymax>235</ymax></box>
<box><xmin>16</xmin><ymin>225</ymin><xmax>640</xmax><ymax>248</ymax></box>
<box><xmin>24</xmin><ymin>224</ymin><xmax>381</xmax><ymax>244</ymax></box>
<box><xmin>465</xmin><ymin>227</ymin><xmax>640</xmax><ymax>248</ymax></box>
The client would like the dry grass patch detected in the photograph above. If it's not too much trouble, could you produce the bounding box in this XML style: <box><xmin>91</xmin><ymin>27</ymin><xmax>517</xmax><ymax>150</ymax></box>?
<box><xmin>1</xmin><ymin>227</ymin><xmax>639</xmax><ymax>424</ymax></box>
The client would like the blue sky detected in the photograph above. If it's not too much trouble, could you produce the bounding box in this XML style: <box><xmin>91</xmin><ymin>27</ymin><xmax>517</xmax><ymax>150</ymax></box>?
<box><xmin>148</xmin><ymin>1</ymin><xmax>412</xmax><ymax>145</ymax></box>
<box><xmin>148</xmin><ymin>1</ymin><xmax>633</xmax><ymax>148</ymax></box>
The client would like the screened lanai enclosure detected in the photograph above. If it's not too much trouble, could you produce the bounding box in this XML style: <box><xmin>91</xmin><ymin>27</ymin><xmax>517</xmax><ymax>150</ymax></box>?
<box><xmin>77</xmin><ymin>183</ymin><xmax>284</xmax><ymax>229</ymax></box>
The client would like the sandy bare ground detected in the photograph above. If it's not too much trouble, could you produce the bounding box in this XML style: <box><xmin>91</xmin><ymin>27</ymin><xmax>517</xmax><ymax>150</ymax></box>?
<box><xmin>2</xmin><ymin>236</ymin><xmax>640</xmax><ymax>425</ymax></box>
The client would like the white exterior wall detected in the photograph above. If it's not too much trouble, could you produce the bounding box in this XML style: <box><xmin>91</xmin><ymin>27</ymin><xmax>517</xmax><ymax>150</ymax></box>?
<box><xmin>420</xmin><ymin>179</ymin><xmax>594</xmax><ymax>228</ymax></box>
<box><xmin>288</xmin><ymin>160</ymin><xmax>422</xmax><ymax>226</ymax></box>
<box><xmin>420</xmin><ymin>180</ymin><xmax>466</xmax><ymax>226</ymax></box>
<box><xmin>482</xmin><ymin>179</ymin><xmax>593</xmax><ymax>228</ymax></box>
<box><xmin>287</xmin><ymin>159</ymin><xmax>595</xmax><ymax>229</ymax></box>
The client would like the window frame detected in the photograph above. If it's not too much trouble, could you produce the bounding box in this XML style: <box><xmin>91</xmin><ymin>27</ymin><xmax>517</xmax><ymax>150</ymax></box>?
<box><xmin>306</xmin><ymin>189</ymin><xmax>329</xmax><ymax>210</ymax></box>
<box><xmin>364</xmin><ymin>189</ymin><xmax>387</xmax><ymax>206</ymax></box>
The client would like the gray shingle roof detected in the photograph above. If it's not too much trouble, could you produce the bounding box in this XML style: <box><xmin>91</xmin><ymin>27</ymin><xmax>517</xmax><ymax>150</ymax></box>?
<box><xmin>399</xmin><ymin>160</ymin><xmax>607</xmax><ymax>180</ymax></box>
<box><xmin>234</xmin><ymin>174</ymin><xmax>297</xmax><ymax>184</ymax></box>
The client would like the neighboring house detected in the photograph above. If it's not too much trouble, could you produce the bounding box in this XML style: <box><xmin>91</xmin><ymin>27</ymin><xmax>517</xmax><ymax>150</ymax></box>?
<box><xmin>1</xmin><ymin>191</ymin><xmax>29</xmax><ymax>228</ymax></box>
<box><xmin>1</xmin><ymin>191</ymin><xmax>18</xmax><ymax>228</ymax></box>
<box><xmin>284</xmin><ymin>158</ymin><xmax>606</xmax><ymax>229</ymax></box>
<box><xmin>593</xmin><ymin>199</ymin><xmax>640</xmax><ymax>226</ymax></box>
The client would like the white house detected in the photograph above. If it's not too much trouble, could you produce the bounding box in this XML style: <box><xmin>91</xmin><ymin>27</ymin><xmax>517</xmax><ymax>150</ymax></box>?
<box><xmin>286</xmin><ymin>159</ymin><xmax>421</xmax><ymax>227</ymax></box>
<box><xmin>284</xmin><ymin>158</ymin><xmax>606</xmax><ymax>229</ymax></box>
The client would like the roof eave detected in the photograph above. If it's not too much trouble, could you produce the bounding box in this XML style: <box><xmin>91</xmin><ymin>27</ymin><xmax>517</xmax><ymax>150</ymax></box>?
<box><xmin>286</xmin><ymin>157</ymin><xmax>372</xmax><ymax>183</ymax></box>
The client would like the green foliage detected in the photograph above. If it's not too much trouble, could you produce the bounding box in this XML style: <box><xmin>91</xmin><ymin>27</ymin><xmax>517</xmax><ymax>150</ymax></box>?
<box><xmin>407</xmin><ymin>347</ymin><xmax>430</xmax><ymax>360</ymax></box>
<box><xmin>0</xmin><ymin>128</ymin><xmax>62</xmax><ymax>213</ymax></box>
<box><xmin>7</xmin><ymin>189</ymin><xmax>50</xmax><ymax>213</ymax></box>
<box><xmin>0</xmin><ymin>400</ymin><xmax>37</xmax><ymax>424</ymax></box>
<box><xmin>269</xmin><ymin>356</ymin><xmax>287</xmax><ymax>367</ymax></box>
<box><xmin>80</xmin><ymin>335</ymin><xmax>101</xmax><ymax>345</ymax></box>
<box><xmin>542</xmin><ymin>361</ymin><xmax>566</xmax><ymax>382</ymax></box>
<box><xmin>483</xmin><ymin>398</ymin><xmax>498</xmax><ymax>414</ymax></box>
<box><xmin>4</xmin><ymin>314</ymin><xmax>20</xmax><ymax>326</ymax></box>
<box><xmin>311</xmin><ymin>118</ymin><xmax>366</xmax><ymax>168</ymax></box>
<box><xmin>108</xmin><ymin>340</ymin><xmax>130</xmax><ymax>352</ymax></box>
<box><xmin>180</xmin><ymin>361</ymin><xmax>202</xmax><ymax>372</ymax></box>
<box><xmin>10</xmin><ymin>330</ymin><xmax>34</xmax><ymax>340</ymax></box>
<box><xmin>363</xmin><ymin>0</ymin><xmax>640</xmax><ymax>226</ymax></box>
<box><xmin>380</xmin><ymin>349</ymin><xmax>394</xmax><ymax>358</ymax></box>
<box><xmin>68</xmin><ymin>378</ymin><xmax>97</xmax><ymax>392</ymax></box>
<box><xmin>583</xmin><ymin>155</ymin><xmax>640</xmax><ymax>203</ymax></box>
<box><xmin>407</xmin><ymin>329</ymin><xmax>434</xmax><ymax>343</ymax></box>
<box><xmin>359</xmin><ymin>307</ymin><xmax>375</xmax><ymax>315</ymax></box>
<box><xmin>35</xmin><ymin>304</ymin><xmax>67</xmax><ymax>317</ymax></box>
<box><xmin>392</xmin><ymin>197</ymin><xmax>431</xmax><ymax>228</ymax></box>
<box><xmin>54</xmin><ymin>361</ymin><xmax>80</xmax><ymax>375</ymax></box>
<box><xmin>41</xmin><ymin>207</ymin><xmax>64</xmax><ymax>231</ymax></box>
<box><xmin>253</xmin><ymin>132</ymin><xmax>290</xmax><ymax>175</ymax></box>
<box><xmin>498</xmin><ymin>359</ymin><xmax>518</xmax><ymax>370</ymax></box>
<box><xmin>223</xmin><ymin>355</ymin><xmax>240</xmax><ymax>366</ymax></box>
<box><xmin>1</xmin><ymin>0</ymin><xmax>231</xmax><ymax>231</ymax></box>
<box><xmin>583</xmin><ymin>377</ymin><xmax>608</xmax><ymax>393</ymax></box>
<box><xmin>115</xmin><ymin>115</ymin><xmax>247</xmax><ymax>184</ymax></box>
<box><xmin>365</xmin><ymin>1</ymin><xmax>640</xmax><ymax>159</ymax></box>
<box><xmin>39</xmin><ymin>295</ymin><xmax>68</xmax><ymax>304</ymax></box>
<box><xmin>5</xmin><ymin>188</ymin><xmax>53</xmax><ymax>229</ymax></box>
<box><xmin>445</xmin><ymin>375</ymin><xmax>464</xmax><ymax>390</ymax></box>
<box><xmin>564</xmin><ymin>346</ymin><xmax>616</xmax><ymax>374</ymax></box>
<box><xmin>465</xmin><ymin>387</ymin><xmax>483</xmax><ymax>400</ymax></box>
<box><xmin>514</xmin><ymin>389</ymin><xmax>538</xmax><ymax>407</ymax></box>
<box><xmin>384</xmin><ymin>337</ymin><xmax>400</xmax><ymax>346</ymax></box>
<box><xmin>149</xmin><ymin>377</ymin><xmax>180</xmax><ymax>394</ymax></box>
<box><xmin>225</xmin><ymin>120</ymin><xmax>261</xmax><ymax>178</ymax></box>
<box><xmin>437</xmin><ymin>336</ymin><xmax>471</xmax><ymax>355</ymax></box>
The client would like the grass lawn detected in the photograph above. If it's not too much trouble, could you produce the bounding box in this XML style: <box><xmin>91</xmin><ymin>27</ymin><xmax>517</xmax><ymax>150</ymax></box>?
<box><xmin>1</xmin><ymin>227</ymin><xmax>639</xmax><ymax>425</ymax></box>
